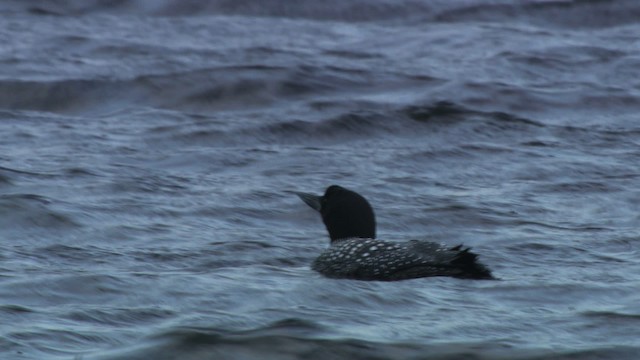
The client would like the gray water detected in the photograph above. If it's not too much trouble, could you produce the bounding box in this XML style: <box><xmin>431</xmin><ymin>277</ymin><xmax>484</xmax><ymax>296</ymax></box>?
<box><xmin>1</xmin><ymin>1</ymin><xmax>640</xmax><ymax>359</ymax></box>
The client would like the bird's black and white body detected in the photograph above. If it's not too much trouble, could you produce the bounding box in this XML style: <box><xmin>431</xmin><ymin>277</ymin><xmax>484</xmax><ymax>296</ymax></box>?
<box><xmin>296</xmin><ymin>185</ymin><xmax>493</xmax><ymax>281</ymax></box>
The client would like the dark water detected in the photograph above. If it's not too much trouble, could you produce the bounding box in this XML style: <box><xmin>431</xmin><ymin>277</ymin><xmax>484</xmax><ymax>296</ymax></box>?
<box><xmin>1</xmin><ymin>0</ymin><xmax>640</xmax><ymax>359</ymax></box>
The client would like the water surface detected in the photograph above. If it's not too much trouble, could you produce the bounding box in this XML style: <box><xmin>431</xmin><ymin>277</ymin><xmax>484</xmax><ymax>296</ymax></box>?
<box><xmin>1</xmin><ymin>1</ymin><xmax>640</xmax><ymax>359</ymax></box>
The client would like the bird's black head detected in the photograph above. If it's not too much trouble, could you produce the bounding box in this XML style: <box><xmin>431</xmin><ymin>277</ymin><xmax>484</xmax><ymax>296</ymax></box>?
<box><xmin>297</xmin><ymin>185</ymin><xmax>376</xmax><ymax>242</ymax></box>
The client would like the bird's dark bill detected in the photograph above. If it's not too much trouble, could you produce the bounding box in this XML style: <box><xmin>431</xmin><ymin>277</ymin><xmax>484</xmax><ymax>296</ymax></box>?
<box><xmin>295</xmin><ymin>192</ymin><xmax>322</xmax><ymax>212</ymax></box>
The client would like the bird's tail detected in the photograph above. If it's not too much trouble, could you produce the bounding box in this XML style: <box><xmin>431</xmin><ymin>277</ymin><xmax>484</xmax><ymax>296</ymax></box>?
<box><xmin>450</xmin><ymin>245</ymin><xmax>495</xmax><ymax>280</ymax></box>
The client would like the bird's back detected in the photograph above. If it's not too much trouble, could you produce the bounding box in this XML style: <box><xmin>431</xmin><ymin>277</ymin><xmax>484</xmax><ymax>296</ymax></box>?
<box><xmin>312</xmin><ymin>238</ymin><xmax>493</xmax><ymax>281</ymax></box>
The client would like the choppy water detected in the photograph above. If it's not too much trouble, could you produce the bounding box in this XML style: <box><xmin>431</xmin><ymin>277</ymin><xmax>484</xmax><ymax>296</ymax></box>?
<box><xmin>1</xmin><ymin>1</ymin><xmax>640</xmax><ymax>359</ymax></box>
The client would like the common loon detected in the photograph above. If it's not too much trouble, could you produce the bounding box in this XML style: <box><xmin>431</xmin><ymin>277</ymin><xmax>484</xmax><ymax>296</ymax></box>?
<box><xmin>296</xmin><ymin>185</ymin><xmax>494</xmax><ymax>281</ymax></box>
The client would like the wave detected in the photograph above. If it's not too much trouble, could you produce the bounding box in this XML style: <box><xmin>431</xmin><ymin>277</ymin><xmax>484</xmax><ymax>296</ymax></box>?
<box><xmin>581</xmin><ymin>310</ymin><xmax>640</xmax><ymax>321</ymax></box>
<box><xmin>434</xmin><ymin>0</ymin><xmax>640</xmax><ymax>29</ymax></box>
<box><xmin>85</xmin><ymin>318</ymin><xmax>640</xmax><ymax>360</ymax></box>
<box><xmin>0</xmin><ymin>193</ymin><xmax>80</xmax><ymax>230</ymax></box>
<box><xmin>2</xmin><ymin>0</ymin><xmax>639</xmax><ymax>28</ymax></box>
<box><xmin>0</xmin><ymin>64</ymin><xmax>409</xmax><ymax>114</ymax></box>
<box><xmin>144</xmin><ymin>99</ymin><xmax>547</xmax><ymax>148</ymax></box>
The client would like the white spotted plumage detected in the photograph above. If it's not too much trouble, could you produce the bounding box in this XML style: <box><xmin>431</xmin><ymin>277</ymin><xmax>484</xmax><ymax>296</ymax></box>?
<box><xmin>311</xmin><ymin>237</ymin><xmax>465</xmax><ymax>280</ymax></box>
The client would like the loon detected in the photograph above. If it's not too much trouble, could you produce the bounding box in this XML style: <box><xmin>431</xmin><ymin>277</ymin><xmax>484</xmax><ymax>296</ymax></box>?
<box><xmin>296</xmin><ymin>185</ymin><xmax>494</xmax><ymax>281</ymax></box>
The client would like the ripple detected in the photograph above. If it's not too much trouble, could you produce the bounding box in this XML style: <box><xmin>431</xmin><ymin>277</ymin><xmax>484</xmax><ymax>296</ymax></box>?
<box><xmin>0</xmin><ymin>193</ymin><xmax>80</xmax><ymax>230</ymax></box>
<box><xmin>64</xmin><ymin>307</ymin><xmax>175</xmax><ymax>327</ymax></box>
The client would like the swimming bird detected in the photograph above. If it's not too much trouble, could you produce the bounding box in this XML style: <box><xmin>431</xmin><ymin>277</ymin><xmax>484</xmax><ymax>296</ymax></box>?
<box><xmin>296</xmin><ymin>185</ymin><xmax>494</xmax><ymax>281</ymax></box>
